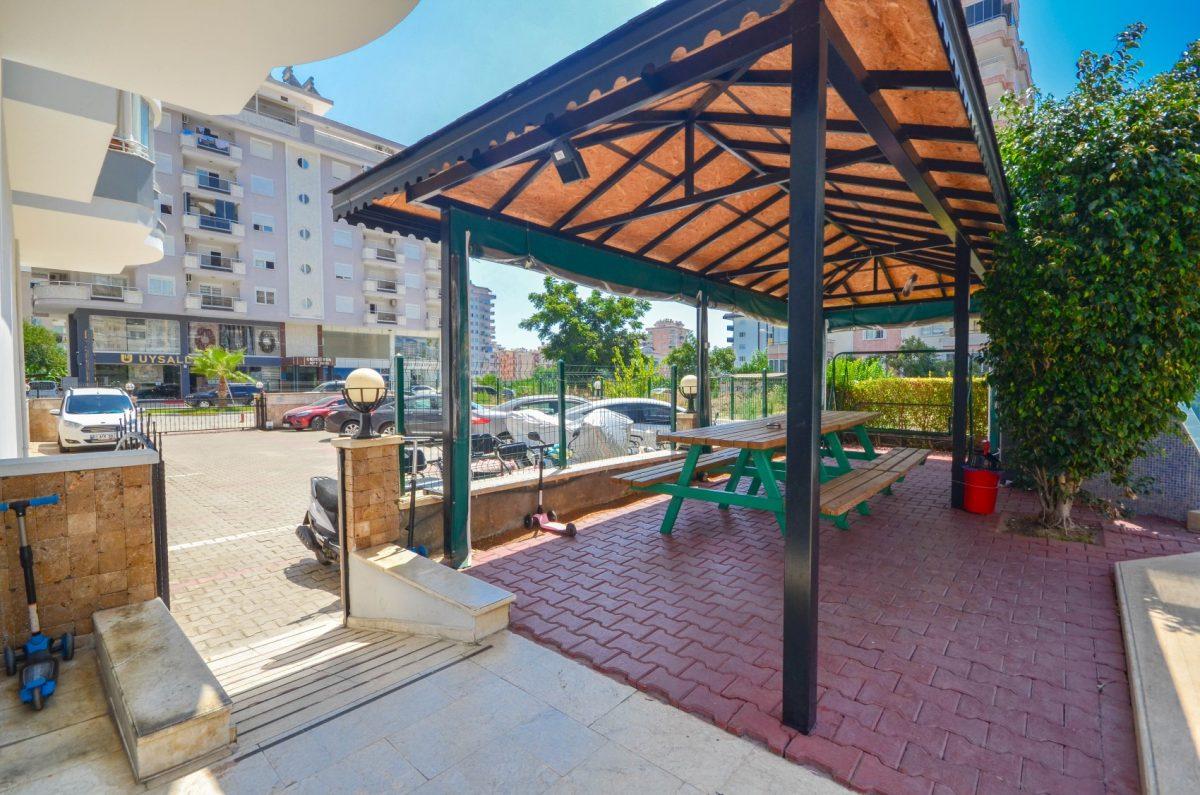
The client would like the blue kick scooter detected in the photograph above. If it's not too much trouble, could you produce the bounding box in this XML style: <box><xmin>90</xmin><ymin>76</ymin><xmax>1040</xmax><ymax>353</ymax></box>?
<box><xmin>1</xmin><ymin>495</ymin><xmax>74</xmax><ymax>710</ymax></box>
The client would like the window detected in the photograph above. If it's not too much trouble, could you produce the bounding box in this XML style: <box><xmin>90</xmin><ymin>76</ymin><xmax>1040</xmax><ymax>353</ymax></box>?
<box><xmin>162</xmin><ymin>235</ymin><xmax>175</xmax><ymax>256</ymax></box>
<box><xmin>331</xmin><ymin>161</ymin><xmax>353</xmax><ymax>181</ymax></box>
<box><xmin>334</xmin><ymin>262</ymin><xmax>353</xmax><ymax>280</ymax></box>
<box><xmin>159</xmin><ymin>194</ymin><xmax>173</xmax><ymax>215</ymax></box>
<box><xmin>299</xmin><ymin>263</ymin><xmax>312</xmax><ymax>275</ymax></box>
<box><xmin>298</xmin><ymin>228</ymin><xmax>311</xmax><ymax>240</ymax></box>
<box><xmin>147</xmin><ymin>275</ymin><xmax>175</xmax><ymax>297</ymax></box>
<box><xmin>297</xmin><ymin>193</ymin><xmax>310</xmax><ymax>204</ymax></box>
<box><xmin>249</xmin><ymin>138</ymin><xmax>273</xmax><ymax>160</ymax></box>
<box><xmin>296</xmin><ymin>156</ymin><xmax>310</xmax><ymax>169</ymax></box>
<box><xmin>250</xmin><ymin>175</ymin><xmax>274</xmax><ymax>197</ymax></box>
<box><xmin>253</xmin><ymin>251</ymin><xmax>276</xmax><ymax>270</ymax></box>
<box><xmin>404</xmin><ymin>241</ymin><xmax>423</xmax><ymax>261</ymax></box>
<box><xmin>332</xmin><ymin>229</ymin><xmax>353</xmax><ymax>248</ymax></box>
<box><xmin>155</xmin><ymin>153</ymin><xmax>173</xmax><ymax>175</ymax></box>
<box><xmin>921</xmin><ymin>325</ymin><xmax>945</xmax><ymax>337</ymax></box>
<box><xmin>156</xmin><ymin>111</ymin><xmax>172</xmax><ymax>133</ymax></box>
<box><xmin>335</xmin><ymin>295</ymin><xmax>354</xmax><ymax>313</ymax></box>
<box><xmin>862</xmin><ymin>328</ymin><xmax>885</xmax><ymax>341</ymax></box>
<box><xmin>251</xmin><ymin>213</ymin><xmax>274</xmax><ymax>233</ymax></box>
<box><xmin>405</xmin><ymin>303</ymin><xmax>421</xmax><ymax>320</ymax></box>
<box><xmin>255</xmin><ymin>288</ymin><xmax>276</xmax><ymax>306</ymax></box>
<box><xmin>404</xmin><ymin>272</ymin><xmax>421</xmax><ymax>289</ymax></box>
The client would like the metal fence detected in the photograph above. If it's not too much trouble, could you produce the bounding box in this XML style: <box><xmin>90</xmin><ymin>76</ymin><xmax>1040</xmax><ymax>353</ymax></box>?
<box><xmin>130</xmin><ymin>395</ymin><xmax>260</xmax><ymax>433</ymax></box>
<box><xmin>115</xmin><ymin>413</ymin><xmax>169</xmax><ymax>607</ymax></box>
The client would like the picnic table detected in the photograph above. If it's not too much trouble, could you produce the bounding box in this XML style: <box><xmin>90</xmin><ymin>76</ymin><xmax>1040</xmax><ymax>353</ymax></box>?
<box><xmin>615</xmin><ymin>411</ymin><xmax>930</xmax><ymax>534</ymax></box>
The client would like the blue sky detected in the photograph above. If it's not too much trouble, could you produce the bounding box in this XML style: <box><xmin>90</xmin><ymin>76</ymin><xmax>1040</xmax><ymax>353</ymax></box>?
<box><xmin>293</xmin><ymin>0</ymin><xmax>1199</xmax><ymax>348</ymax></box>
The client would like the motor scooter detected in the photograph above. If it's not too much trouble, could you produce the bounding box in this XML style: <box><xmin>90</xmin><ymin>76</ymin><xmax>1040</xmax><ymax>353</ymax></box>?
<box><xmin>296</xmin><ymin>446</ymin><xmax>427</xmax><ymax>564</ymax></box>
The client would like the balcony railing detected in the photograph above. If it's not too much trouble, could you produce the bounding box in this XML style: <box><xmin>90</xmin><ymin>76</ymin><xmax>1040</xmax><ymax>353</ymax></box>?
<box><xmin>184</xmin><ymin>251</ymin><xmax>245</xmax><ymax>276</ymax></box>
<box><xmin>369</xmin><ymin>311</ymin><xmax>399</xmax><ymax>326</ymax></box>
<box><xmin>180</xmin><ymin>130</ymin><xmax>243</xmax><ymax>161</ymax></box>
<box><xmin>186</xmin><ymin>293</ymin><xmax>247</xmax><ymax>313</ymax></box>
<box><xmin>32</xmin><ymin>281</ymin><xmax>143</xmax><ymax>305</ymax></box>
<box><xmin>363</xmin><ymin>246</ymin><xmax>397</xmax><ymax>263</ymax></box>
<box><xmin>185</xmin><ymin>212</ymin><xmax>240</xmax><ymax>234</ymax></box>
<box><xmin>364</xmin><ymin>278</ymin><xmax>398</xmax><ymax>294</ymax></box>
<box><xmin>195</xmin><ymin>171</ymin><xmax>236</xmax><ymax>194</ymax></box>
<box><xmin>425</xmin><ymin>288</ymin><xmax>441</xmax><ymax>303</ymax></box>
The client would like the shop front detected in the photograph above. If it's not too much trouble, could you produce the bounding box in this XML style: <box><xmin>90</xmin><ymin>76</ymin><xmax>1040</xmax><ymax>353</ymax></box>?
<box><xmin>281</xmin><ymin>356</ymin><xmax>334</xmax><ymax>390</ymax></box>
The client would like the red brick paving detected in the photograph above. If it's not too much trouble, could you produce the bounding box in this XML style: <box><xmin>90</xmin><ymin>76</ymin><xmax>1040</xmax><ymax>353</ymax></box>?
<box><xmin>471</xmin><ymin>455</ymin><xmax>1199</xmax><ymax>794</ymax></box>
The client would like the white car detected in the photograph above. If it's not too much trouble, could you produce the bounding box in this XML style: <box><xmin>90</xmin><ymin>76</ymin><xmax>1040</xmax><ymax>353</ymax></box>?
<box><xmin>53</xmin><ymin>387</ymin><xmax>134</xmax><ymax>452</ymax></box>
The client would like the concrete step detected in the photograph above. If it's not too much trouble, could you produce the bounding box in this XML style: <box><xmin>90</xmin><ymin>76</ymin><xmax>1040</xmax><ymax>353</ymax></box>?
<box><xmin>93</xmin><ymin>597</ymin><xmax>234</xmax><ymax>784</ymax></box>
<box><xmin>1114</xmin><ymin>551</ymin><xmax>1200</xmax><ymax>794</ymax></box>
<box><xmin>348</xmin><ymin>544</ymin><xmax>515</xmax><ymax>642</ymax></box>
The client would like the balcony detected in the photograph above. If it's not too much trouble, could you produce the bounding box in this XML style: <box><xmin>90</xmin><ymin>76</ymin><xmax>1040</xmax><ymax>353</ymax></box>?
<box><xmin>183</xmin><ymin>212</ymin><xmax>245</xmax><ymax>240</ymax></box>
<box><xmin>183</xmin><ymin>251</ymin><xmax>246</xmax><ymax>277</ymax></box>
<box><xmin>425</xmin><ymin>287</ymin><xmax>442</xmax><ymax>306</ymax></box>
<box><xmin>365</xmin><ymin>310</ymin><xmax>399</xmax><ymax>327</ymax></box>
<box><xmin>362</xmin><ymin>246</ymin><xmax>398</xmax><ymax>266</ymax></box>
<box><xmin>424</xmin><ymin>258</ymin><xmax>440</xmax><ymax>277</ymax></box>
<box><xmin>181</xmin><ymin>170</ymin><xmax>243</xmax><ymax>199</ymax></box>
<box><xmin>185</xmin><ymin>293</ymin><xmax>247</xmax><ymax>314</ymax></box>
<box><xmin>32</xmin><ymin>281</ymin><xmax>143</xmax><ymax>307</ymax></box>
<box><xmin>180</xmin><ymin>131</ymin><xmax>243</xmax><ymax>165</ymax></box>
<box><xmin>363</xmin><ymin>278</ymin><xmax>399</xmax><ymax>297</ymax></box>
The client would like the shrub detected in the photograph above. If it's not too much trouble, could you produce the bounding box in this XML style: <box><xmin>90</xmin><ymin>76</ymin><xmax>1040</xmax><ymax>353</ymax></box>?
<box><xmin>842</xmin><ymin>377</ymin><xmax>987</xmax><ymax>440</ymax></box>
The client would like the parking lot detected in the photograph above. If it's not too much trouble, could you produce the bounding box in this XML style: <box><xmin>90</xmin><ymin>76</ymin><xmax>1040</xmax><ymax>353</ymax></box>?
<box><xmin>164</xmin><ymin>428</ymin><xmax>340</xmax><ymax>659</ymax></box>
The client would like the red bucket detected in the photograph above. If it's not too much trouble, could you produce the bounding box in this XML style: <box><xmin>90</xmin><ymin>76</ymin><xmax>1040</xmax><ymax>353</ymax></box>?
<box><xmin>962</xmin><ymin>466</ymin><xmax>1001</xmax><ymax>515</ymax></box>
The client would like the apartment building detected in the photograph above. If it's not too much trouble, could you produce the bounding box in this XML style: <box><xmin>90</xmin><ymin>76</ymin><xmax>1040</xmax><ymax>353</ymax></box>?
<box><xmin>0</xmin><ymin>4</ymin><xmax>418</xmax><ymax>455</ymax></box>
<box><xmin>642</xmin><ymin>319</ymin><xmax>691</xmax><ymax>362</ymax></box>
<box><xmin>724</xmin><ymin>313</ymin><xmax>788</xmax><ymax>367</ymax></box>
<box><xmin>962</xmin><ymin>0</ymin><xmax>1033</xmax><ymax>114</ymax></box>
<box><xmin>497</xmin><ymin>347</ymin><xmax>542</xmax><ymax>380</ymax></box>
<box><xmin>468</xmin><ymin>282</ymin><xmax>497</xmax><ymax>376</ymax></box>
<box><xmin>26</xmin><ymin>70</ymin><xmax>443</xmax><ymax>396</ymax></box>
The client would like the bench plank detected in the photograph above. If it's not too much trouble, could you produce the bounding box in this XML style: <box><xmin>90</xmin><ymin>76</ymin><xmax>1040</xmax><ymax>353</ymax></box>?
<box><xmin>615</xmin><ymin>448</ymin><xmax>743</xmax><ymax>486</ymax></box>
<box><xmin>860</xmin><ymin>446</ymin><xmax>931</xmax><ymax>474</ymax></box>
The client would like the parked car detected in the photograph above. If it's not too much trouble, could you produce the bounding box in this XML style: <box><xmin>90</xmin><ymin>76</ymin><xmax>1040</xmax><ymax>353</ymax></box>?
<box><xmin>314</xmin><ymin>380</ymin><xmax>346</xmax><ymax>393</ymax></box>
<box><xmin>325</xmin><ymin>394</ymin><xmax>487</xmax><ymax>437</ymax></box>
<box><xmin>134</xmin><ymin>383</ymin><xmax>180</xmax><ymax>401</ymax></box>
<box><xmin>25</xmin><ymin>379</ymin><xmax>60</xmax><ymax>398</ymax></box>
<box><xmin>53</xmin><ymin>387</ymin><xmax>134</xmax><ymax>452</ymax></box>
<box><xmin>281</xmin><ymin>395</ymin><xmax>346</xmax><ymax>431</ymax></box>
<box><xmin>409</xmin><ymin>384</ymin><xmax>437</xmax><ymax>396</ymax></box>
<box><xmin>474</xmin><ymin>394</ymin><xmax>591</xmax><ymax>439</ymax></box>
<box><xmin>563</xmin><ymin>398</ymin><xmax>674</xmax><ymax>449</ymax></box>
<box><xmin>184</xmin><ymin>382</ymin><xmax>262</xmax><ymax>408</ymax></box>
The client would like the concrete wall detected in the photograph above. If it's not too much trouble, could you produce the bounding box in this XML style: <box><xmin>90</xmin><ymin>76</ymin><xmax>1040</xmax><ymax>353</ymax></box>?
<box><xmin>27</xmin><ymin>397</ymin><xmax>59</xmax><ymax>443</ymax></box>
<box><xmin>0</xmin><ymin>450</ymin><xmax>159</xmax><ymax>638</ymax></box>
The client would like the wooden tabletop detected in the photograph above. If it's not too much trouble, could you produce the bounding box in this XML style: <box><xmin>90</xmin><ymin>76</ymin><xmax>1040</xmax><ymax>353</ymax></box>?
<box><xmin>658</xmin><ymin>411</ymin><xmax>879</xmax><ymax>450</ymax></box>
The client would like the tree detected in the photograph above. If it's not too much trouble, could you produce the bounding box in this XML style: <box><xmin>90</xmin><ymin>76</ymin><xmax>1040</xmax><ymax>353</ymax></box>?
<box><xmin>23</xmin><ymin>322</ymin><xmax>67</xmax><ymax>380</ymax></box>
<box><xmin>520</xmin><ymin>277</ymin><xmax>650</xmax><ymax>369</ymax></box>
<box><xmin>607</xmin><ymin>348</ymin><xmax>659</xmax><ymax>398</ymax></box>
<box><xmin>709</xmin><ymin>346</ymin><xmax>735</xmax><ymax>374</ymax></box>
<box><xmin>979</xmin><ymin>26</ymin><xmax>1200</xmax><ymax>530</ymax></box>
<box><xmin>735</xmin><ymin>350</ymin><xmax>769</xmax><ymax>374</ymax></box>
<box><xmin>189</xmin><ymin>345</ymin><xmax>252</xmax><ymax>407</ymax></box>
<box><xmin>663</xmin><ymin>338</ymin><xmax>697</xmax><ymax>376</ymax></box>
<box><xmin>893</xmin><ymin>336</ymin><xmax>950</xmax><ymax>378</ymax></box>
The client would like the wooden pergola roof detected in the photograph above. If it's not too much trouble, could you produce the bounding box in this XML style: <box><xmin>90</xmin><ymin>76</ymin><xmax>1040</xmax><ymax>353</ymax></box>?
<box><xmin>333</xmin><ymin>0</ymin><xmax>1008</xmax><ymax>310</ymax></box>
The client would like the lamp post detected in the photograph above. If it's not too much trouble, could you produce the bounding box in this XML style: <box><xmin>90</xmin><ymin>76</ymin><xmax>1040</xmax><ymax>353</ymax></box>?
<box><xmin>342</xmin><ymin>368</ymin><xmax>388</xmax><ymax>440</ymax></box>
<box><xmin>593</xmin><ymin>377</ymin><xmax>603</xmax><ymax>399</ymax></box>
<box><xmin>679</xmin><ymin>374</ymin><xmax>698</xmax><ymax>414</ymax></box>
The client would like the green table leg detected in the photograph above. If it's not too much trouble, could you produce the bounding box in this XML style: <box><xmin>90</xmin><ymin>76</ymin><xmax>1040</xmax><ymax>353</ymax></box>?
<box><xmin>749</xmin><ymin>449</ymin><xmax>786</xmax><ymax>533</ymax></box>
<box><xmin>718</xmin><ymin>449</ymin><xmax>752</xmax><ymax>510</ymax></box>
<box><xmin>853</xmin><ymin>425</ymin><xmax>877</xmax><ymax>458</ymax></box>
<box><xmin>659</xmin><ymin>445</ymin><xmax>702</xmax><ymax>535</ymax></box>
<box><xmin>822</xmin><ymin>432</ymin><xmax>853</xmax><ymax>475</ymax></box>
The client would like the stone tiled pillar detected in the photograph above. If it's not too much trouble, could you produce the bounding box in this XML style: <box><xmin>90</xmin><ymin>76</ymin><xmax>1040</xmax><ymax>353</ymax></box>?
<box><xmin>331</xmin><ymin>435</ymin><xmax>403</xmax><ymax>554</ymax></box>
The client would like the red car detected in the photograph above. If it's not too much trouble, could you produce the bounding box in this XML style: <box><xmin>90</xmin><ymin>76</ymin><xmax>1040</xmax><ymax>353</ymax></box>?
<box><xmin>281</xmin><ymin>395</ymin><xmax>345</xmax><ymax>431</ymax></box>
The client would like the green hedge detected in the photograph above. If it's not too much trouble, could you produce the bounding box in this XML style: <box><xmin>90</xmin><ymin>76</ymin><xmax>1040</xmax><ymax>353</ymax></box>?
<box><xmin>841</xmin><ymin>377</ymin><xmax>987</xmax><ymax>439</ymax></box>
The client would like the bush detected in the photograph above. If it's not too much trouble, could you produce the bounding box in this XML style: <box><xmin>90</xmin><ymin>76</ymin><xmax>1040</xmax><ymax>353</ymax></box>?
<box><xmin>842</xmin><ymin>377</ymin><xmax>987</xmax><ymax>440</ymax></box>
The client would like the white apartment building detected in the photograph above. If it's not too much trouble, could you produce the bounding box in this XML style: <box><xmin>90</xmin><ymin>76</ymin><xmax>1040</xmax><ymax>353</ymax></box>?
<box><xmin>961</xmin><ymin>0</ymin><xmax>1033</xmax><ymax>112</ymax></box>
<box><xmin>0</xmin><ymin>2</ymin><xmax>420</xmax><ymax>456</ymax></box>
<box><xmin>468</xmin><ymin>282</ymin><xmax>496</xmax><ymax>376</ymax></box>
<box><xmin>724</xmin><ymin>313</ymin><xmax>788</xmax><ymax>367</ymax></box>
<box><xmin>25</xmin><ymin>70</ymin><xmax>443</xmax><ymax>396</ymax></box>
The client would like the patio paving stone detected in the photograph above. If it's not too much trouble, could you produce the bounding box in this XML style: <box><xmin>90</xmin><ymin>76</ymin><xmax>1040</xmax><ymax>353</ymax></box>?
<box><xmin>472</xmin><ymin>454</ymin><xmax>1200</xmax><ymax>794</ymax></box>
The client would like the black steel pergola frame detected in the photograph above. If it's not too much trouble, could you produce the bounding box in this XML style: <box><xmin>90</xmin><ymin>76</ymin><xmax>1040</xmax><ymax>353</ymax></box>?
<box><xmin>333</xmin><ymin>0</ymin><xmax>1004</xmax><ymax>734</ymax></box>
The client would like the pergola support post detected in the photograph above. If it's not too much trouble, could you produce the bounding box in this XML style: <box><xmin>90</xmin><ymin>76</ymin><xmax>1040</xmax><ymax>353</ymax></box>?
<box><xmin>440</xmin><ymin>210</ymin><xmax>472</xmax><ymax>567</ymax></box>
<box><xmin>782</xmin><ymin>0</ymin><xmax>826</xmax><ymax>734</ymax></box>
<box><xmin>950</xmin><ymin>234</ymin><xmax>971</xmax><ymax>509</ymax></box>
<box><xmin>696</xmin><ymin>290</ymin><xmax>711</xmax><ymax>430</ymax></box>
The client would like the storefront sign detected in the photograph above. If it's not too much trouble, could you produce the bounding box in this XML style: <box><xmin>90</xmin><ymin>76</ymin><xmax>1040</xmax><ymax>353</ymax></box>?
<box><xmin>113</xmin><ymin>353</ymin><xmax>193</xmax><ymax>365</ymax></box>
<box><xmin>283</xmin><ymin>356</ymin><xmax>334</xmax><ymax>367</ymax></box>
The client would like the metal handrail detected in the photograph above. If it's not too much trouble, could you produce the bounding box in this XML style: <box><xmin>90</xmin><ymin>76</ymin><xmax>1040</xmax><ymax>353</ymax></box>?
<box><xmin>192</xmin><ymin>170</ymin><xmax>237</xmax><ymax>193</ymax></box>
<box><xmin>192</xmin><ymin>132</ymin><xmax>234</xmax><ymax>155</ymax></box>
<box><xmin>108</xmin><ymin>137</ymin><xmax>152</xmax><ymax>160</ymax></box>
<box><xmin>186</xmin><ymin>212</ymin><xmax>236</xmax><ymax>233</ymax></box>
<box><xmin>373</xmin><ymin>311</ymin><xmax>399</xmax><ymax>324</ymax></box>
<box><xmin>190</xmin><ymin>293</ymin><xmax>235</xmax><ymax>309</ymax></box>
<box><xmin>188</xmin><ymin>251</ymin><xmax>241</xmax><ymax>271</ymax></box>
<box><xmin>369</xmin><ymin>247</ymin><xmax>397</xmax><ymax>262</ymax></box>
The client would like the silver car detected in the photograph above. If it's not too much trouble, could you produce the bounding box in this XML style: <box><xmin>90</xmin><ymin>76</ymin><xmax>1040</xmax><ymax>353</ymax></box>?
<box><xmin>474</xmin><ymin>394</ymin><xmax>591</xmax><ymax>439</ymax></box>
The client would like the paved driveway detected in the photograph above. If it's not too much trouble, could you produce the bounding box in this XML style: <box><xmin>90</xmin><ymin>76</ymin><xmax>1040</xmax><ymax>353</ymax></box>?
<box><xmin>164</xmin><ymin>429</ymin><xmax>340</xmax><ymax>659</ymax></box>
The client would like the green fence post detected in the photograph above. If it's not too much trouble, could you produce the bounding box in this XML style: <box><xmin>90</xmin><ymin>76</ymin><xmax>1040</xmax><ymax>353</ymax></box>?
<box><xmin>761</xmin><ymin>368</ymin><xmax>769</xmax><ymax>417</ymax></box>
<box><xmin>394</xmin><ymin>354</ymin><xmax>405</xmax><ymax>491</ymax></box>
<box><xmin>730</xmin><ymin>375</ymin><xmax>736</xmax><ymax>421</ymax></box>
<box><xmin>557</xmin><ymin>360</ymin><xmax>567</xmax><ymax>469</ymax></box>
<box><xmin>669</xmin><ymin>364</ymin><xmax>678</xmax><ymax>451</ymax></box>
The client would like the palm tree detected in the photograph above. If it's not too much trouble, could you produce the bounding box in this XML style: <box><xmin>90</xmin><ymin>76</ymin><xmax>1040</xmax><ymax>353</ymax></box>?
<box><xmin>189</xmin><ymin>345</ymin><xmax>252</xmax><ymax>407</ymax></box>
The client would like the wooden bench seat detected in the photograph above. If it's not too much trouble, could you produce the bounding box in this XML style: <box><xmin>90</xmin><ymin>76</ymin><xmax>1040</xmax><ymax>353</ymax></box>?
<box><xmin>860</xmin><ymin>446</ymin><xmax>931</xmax><ymax>474</ymax></box>
<box><xmin>614</xmin><ymin>448</ymin><xmax>742</xmax><ymax>487</ymax></box>
<box><xmin>820</xmin><ymin>467</ymin><xmax>904</xmax><ymax>520</ymax></box>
